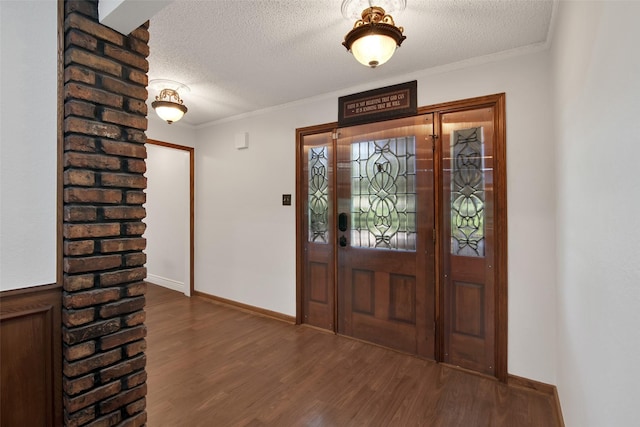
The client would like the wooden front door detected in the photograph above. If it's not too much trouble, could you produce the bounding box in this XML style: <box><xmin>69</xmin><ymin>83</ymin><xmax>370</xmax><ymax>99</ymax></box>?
<box><xmin>297</xmin><ymin>94</ymin><xmax>507</xmax><ymax>379</ymax></box>
<box><xmin>336</xmin><ymin>115</ymin><xmax>435</xmax><ymax>358</ymax></box>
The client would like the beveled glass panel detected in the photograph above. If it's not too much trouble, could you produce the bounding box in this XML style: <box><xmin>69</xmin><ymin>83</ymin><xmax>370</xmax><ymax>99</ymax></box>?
<box><xmin>450</xmin><ymin>127</ymin><xmax>485</xmax><ymax>257</ymax></box>
<box><xmin>308</xmin><ymin>146</ymin><xmax>329</xmax><ymax>243</ymax></box>
<box><xmin>350</xmin><ymin>137</ymin><xmax>417</xmax><ymax>251</ymax></box>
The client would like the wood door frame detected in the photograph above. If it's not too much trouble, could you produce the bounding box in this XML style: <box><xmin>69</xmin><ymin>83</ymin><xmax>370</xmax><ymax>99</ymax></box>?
<box><xmin>146</xmin><ymin>139</ymin><xmax>195</xmax><ymax>296</ymax></box>
<box><xmin>296</xmin><ymin>93</ymin><xmax>507</xmax><ymax>381</ymax></box>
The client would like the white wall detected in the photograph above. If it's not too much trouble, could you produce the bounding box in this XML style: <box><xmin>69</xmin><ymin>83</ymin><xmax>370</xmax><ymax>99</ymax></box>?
<box><xmin>147</xmin><ymin>114</ymin><xmax>196</xmax><ymax>148</ymax></box>
<box><xmin>193</xmin><ymin>49</ymin><xmax>558</xmax><ymax>384</ymax></box>
<box><xmin>194</xmin><ymin>112</ymin><xmax>300</xmax><ymax>316</ymax></box>
<box><xmin>551</xmin><ymin>1</ymin><xmax>640</xmax><ymax>426</ymax></box>
<box><xmin>0</xmin><ymin>0</ymin><xmax>57</xmax><ymax>290</ymax></box>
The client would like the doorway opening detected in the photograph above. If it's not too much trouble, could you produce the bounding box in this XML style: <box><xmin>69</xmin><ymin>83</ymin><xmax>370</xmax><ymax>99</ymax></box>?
<box><xmin>145</xmin><ymin>139</ymin><xmax>195</xmax><ymax>296</ymax></box>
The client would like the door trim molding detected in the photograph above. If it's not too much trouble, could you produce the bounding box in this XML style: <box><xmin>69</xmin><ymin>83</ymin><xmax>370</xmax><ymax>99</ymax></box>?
<box><xmin>295</xmin><ymin>93</ymin><xmax>507</xmax><ymax>381</ymax></box>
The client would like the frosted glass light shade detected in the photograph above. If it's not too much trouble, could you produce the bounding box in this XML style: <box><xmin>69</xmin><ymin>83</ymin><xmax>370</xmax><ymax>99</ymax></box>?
<box><xmin>151</xmin><ymin>87</ymin><xmax>188</xmax><ymax>124</ymax></box>
<box><xmin>350</xmin><ymin>33</ymin><xmax>397</xmax><ymax>68</ymax></box>
<box><xmin>153</xmin><ymin>101</ymin><xmax>186</xmax><ymax>124</ymax></box>
<box><xmin>342</xmin><ymin>6</ymin><xmax>406</xmax><ymax>68</ymax></box>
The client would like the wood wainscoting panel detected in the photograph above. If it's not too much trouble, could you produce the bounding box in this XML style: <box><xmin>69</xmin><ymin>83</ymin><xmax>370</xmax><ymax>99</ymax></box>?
<box><xmin>0</xmin><ymin>284</ymin><xmax>62</xmax><ymax>427</ymax></box>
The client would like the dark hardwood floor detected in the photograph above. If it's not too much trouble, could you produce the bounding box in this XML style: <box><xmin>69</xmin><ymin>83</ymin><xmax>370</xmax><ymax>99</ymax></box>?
<box><xmin>146</xmin><ymin>284</ymin><xmax>559</xmax><ymax>426</ymax></box>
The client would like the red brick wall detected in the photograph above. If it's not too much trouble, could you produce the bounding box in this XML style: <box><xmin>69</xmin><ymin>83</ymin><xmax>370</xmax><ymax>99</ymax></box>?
<box><xmin>62</xmin><ymin>1</ymin><xmax>149</xmax><ymax>425</ymax></box>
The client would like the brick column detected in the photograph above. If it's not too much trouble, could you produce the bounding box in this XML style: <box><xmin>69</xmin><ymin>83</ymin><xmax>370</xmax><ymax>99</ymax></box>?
<box><xmin>62</xmin><ymin>1</ymin><xmax>149</xmax><ymax>425</ymax></box>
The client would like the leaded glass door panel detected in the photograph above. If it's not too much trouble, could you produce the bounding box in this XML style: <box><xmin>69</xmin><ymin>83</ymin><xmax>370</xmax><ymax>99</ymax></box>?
<box><xmin>336</xmin><ymin>115</ymin><xmax>435</xmax><ymax>358</ymax></box>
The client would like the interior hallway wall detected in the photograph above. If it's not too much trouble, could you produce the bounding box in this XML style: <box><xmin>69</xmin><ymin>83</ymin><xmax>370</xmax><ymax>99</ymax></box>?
<box><xmin>147</xmin><ymin>115</ymin><xmax>196</xmax><ymax>149</ymax></box>
<box><xmin>551</xmin><ymin>1</ymin><xmax>640</xmax><ymax>425</ymax></box>
<box><xmin>193</xmin><ymin>49</ymin><xmax>557</xmax><ymax>385</ymax></box>
<box><xmin>0</xmin><ymin>0</ymin><xmax>57</xmax><ymax>290</ymax></box>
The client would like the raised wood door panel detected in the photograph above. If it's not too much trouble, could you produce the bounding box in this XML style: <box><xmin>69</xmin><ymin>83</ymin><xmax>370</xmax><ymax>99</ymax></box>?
<box><xmin>336</xmin><ymin>115</ymin><xmax>435</xmax><ymax>358</ymax></box>
<box><xmin>301</xmin><ymin>131</ymin><xmax>335</xmax><ymax>330</ymax></box>
<box><xmin>339</xmin><ymin>252</ymin><xmax>419</xmax><ymax>353</ymax></box>
<box><xmin>440</xmin><ymin>106</ymin><xmax>497</xmax><ymax>375</ymax></box>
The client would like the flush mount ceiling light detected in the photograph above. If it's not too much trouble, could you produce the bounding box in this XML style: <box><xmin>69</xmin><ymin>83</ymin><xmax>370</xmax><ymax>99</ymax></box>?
<box><xmin>342</xmin><ymin>0</ymin><xmax>407</xmax><ymax>68</ymax></box>
<box><xmin>152</xmin><ymin>89</ymin><xmax>187</xmax><ymax>124</ymax></box>
<box><xmin>150</xmin><ymin>79</ymin><xmax>189</xmax><ymax>124</ymax></box>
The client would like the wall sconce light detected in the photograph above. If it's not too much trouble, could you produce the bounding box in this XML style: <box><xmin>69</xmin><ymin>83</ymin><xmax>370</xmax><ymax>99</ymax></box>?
<box><xmin>342</xmin><ymin>3</ymin><xmax>406</xmax><ymax>68</ymax></box>
<box><xmin>149</xmin><ymin>80</ymin><xmax>189</xmax><ymax>124</ymax></box>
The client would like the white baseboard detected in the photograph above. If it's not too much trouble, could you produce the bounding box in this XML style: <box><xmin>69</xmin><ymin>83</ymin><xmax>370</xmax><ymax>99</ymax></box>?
<box><xmin>146</xmin><ymin>274</ymin><xmax>185</xmax><ymax>293</ymax></box>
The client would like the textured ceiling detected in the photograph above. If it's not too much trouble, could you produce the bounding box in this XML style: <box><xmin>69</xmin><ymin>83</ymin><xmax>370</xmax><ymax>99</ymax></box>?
<box><xmin>147</xmin><ymin>0</ymin><xmax>555</xmax><ymax>127</ymax></box>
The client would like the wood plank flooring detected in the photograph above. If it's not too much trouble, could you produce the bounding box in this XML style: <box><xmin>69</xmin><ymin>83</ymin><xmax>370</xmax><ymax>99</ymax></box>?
<box><xmin>145</xmin><ymin>284</ymin><xmax>559</xmax><ymax>426</ymax></box>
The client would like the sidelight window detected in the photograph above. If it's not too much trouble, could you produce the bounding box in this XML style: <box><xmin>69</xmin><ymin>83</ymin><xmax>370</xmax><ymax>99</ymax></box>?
<box><xmin>308</xmin><ymin>146</ymin><xmax>330</xmax><ymax>243</ymax></box>
<box><xmin>450</xmin><ymin>127</ymin><xmax>485</xmax><ymax>257</ymax></box>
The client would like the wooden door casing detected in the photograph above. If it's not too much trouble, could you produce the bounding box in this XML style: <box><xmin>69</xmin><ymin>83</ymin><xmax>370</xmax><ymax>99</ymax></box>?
<box><xmin>296</xmin><ymin>93</ymin><xmax>507</xmax><ymax>381</ymax></box>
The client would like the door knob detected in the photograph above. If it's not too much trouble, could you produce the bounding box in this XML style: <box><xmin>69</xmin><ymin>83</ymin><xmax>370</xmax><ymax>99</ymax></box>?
<box><xmin>339</xmin><ymin>235</ymin><xmax>348</xmax><ymax>247</ymax></box>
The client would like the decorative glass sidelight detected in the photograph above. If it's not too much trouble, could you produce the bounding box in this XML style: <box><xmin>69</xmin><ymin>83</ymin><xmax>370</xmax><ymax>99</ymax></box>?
<box><xmin>451</xmin><ymin>127</ymin><xmax>485</xmax><ymax>257</ymax></box>
<box><xmin>351</xmin><ymin>137</ymin><xmax>417</xmax><ymax>250</ymax></box>
<box><xmin>308</xmin><ymin>146</ymin><xmax>330</xmax><ymax>243</ymax></box>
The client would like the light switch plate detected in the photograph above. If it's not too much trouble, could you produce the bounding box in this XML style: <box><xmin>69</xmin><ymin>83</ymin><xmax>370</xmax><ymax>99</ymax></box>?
<box><xmin>282</xmin><ymin>194</ymin><xmax>291</xmax><ymax>206</ymax></box>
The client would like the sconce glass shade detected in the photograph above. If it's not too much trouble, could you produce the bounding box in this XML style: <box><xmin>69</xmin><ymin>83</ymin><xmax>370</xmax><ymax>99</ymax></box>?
<box><xmin>343</xmin><ymin>6</ymin><xmax>406</xmax><ymax>68</ymax></box>
<box><xmin>151</xmin><ymin>88</ymin><xmax>188</xmax><ymax>124</ymax></box>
